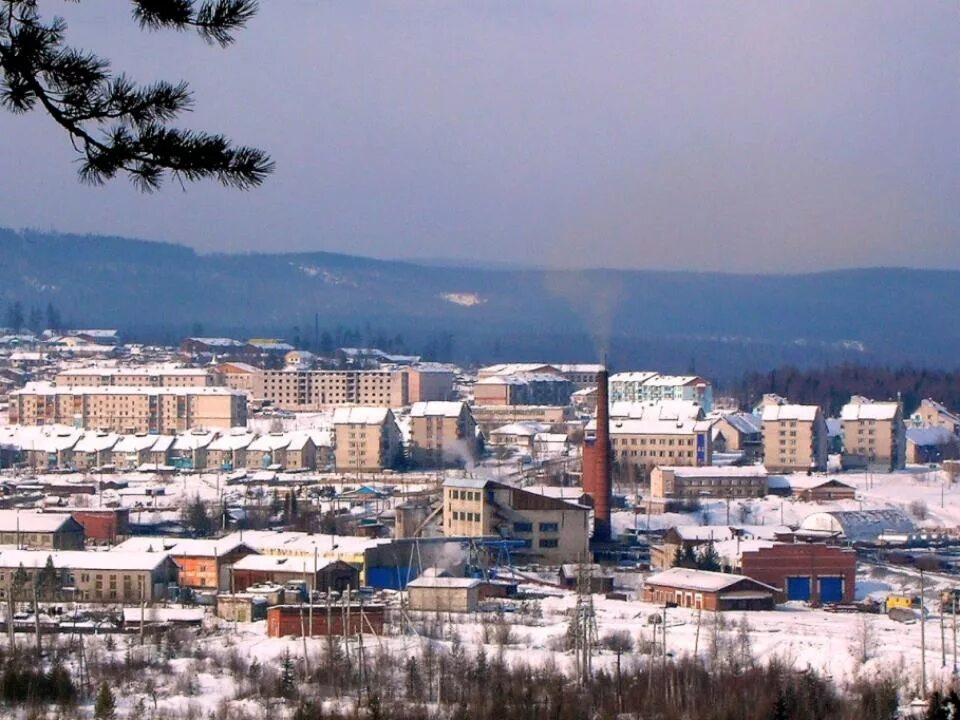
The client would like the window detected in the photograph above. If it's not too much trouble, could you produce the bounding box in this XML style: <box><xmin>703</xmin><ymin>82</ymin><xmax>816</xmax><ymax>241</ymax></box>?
<box><xmin>539</xmin><ymin>522</ymin><xmax>559</xmax><ymax>533</ymax></box>
<box><xmin>539</xmin><ymin>538</ymin><xmax>559</xmax><ymax>548</ymax></box>
<box><xmin>513</xmin><ymin>522</ymin><xmax>533</xmax><ymax>533</ymax></box>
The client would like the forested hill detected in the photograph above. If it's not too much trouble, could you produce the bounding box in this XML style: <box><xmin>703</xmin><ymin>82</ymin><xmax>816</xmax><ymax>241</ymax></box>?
<box><xmin>2</xmin><ymin>227</ymin><xmax>959</xmax><ymax>378</ymax></box>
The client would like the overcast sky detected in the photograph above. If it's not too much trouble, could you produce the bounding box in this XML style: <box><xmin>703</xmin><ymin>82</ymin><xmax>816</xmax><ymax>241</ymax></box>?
<box><xmin>0</xmin><ymin>2</ymin><xmax>957</xmax><ymax>272</ymax></box>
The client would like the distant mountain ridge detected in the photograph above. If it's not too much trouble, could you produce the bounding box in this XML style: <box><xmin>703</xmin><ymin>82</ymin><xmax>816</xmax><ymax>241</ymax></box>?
<box><xmin>2</xmin><ymin>227</ymin><xmax>958</xmax><ymax>378</ymax></box>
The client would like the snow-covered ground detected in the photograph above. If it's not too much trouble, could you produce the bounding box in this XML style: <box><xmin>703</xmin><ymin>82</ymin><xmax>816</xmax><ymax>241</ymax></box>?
<box><xmin>613</xmin><ymin>466</ymin><xmax>960</xmax><ymax>535</ymax></box>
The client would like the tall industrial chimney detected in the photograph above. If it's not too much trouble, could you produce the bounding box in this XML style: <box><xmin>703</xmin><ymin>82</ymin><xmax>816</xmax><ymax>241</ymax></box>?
<box><xmin>583</xmin><ymin>365</ymin><xmax>611</xmax><ymax>542</ymax></box>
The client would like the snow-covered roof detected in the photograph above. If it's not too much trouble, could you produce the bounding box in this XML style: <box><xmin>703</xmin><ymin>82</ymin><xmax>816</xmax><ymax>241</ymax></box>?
<box><xmin>232</xmin><ymin>554</ymin><xmax>342</xmax><ymax>574</ymax></box>
<box><xmin>14</xmin><ymin>381</ymin><xmax>243</xmax><ymax>397</ymax></box>
<box><xmin>490</xmin><ymin>422</ymin><xmax>551</xmax><ymax>437</ymax></box>
<box><xmin>661</xmin><ymin>465</ymin><xmax>768</xmax><ymax>478</ymax></box>
<box><xmin>721</xmin><ymin>412</ymin><xmax>763</xmax><ymax>435</ymax></box>
<box><xmin>841</xmin><ymin>400</ymin><xmax>900</xmax><ymax>421</ymax></box>
<box><xmin>609</xmin><ymin>371</ymin><xmax>658</xmax><ymax>383</ymax></box>
<box><xmin>0</xmin><ymin>549</ymin><xmax>171</xmax><ymax>572</ymax></box>
<box><xmin>0</xmin><ymin>510</ymin><xmax>77</xmax><ymax>533</ymax></box>
<box><xmin>907</xmin><ymin>427</ymin><xmax>956</xmax><ymax>446</ymax></box>
<box><xmin>771</xmin><ymin>475</ymin><xmax>854</xmax><ymax>491</ymax></box>
<box><xmin>164</xmin><ymin>538</ymin><xmax>251</xmax><ymax>558</ymax></box>
<box><xmin>761</xmin><ymin>404</ymin><xmax>820</xmax><ymax>422</ymax></box>
<box><xmin>800</xmin><ymin>509</ymin><xmax>915</xmax><ymax>541</ymax></box>
<box><xmin>172</xmin><ymin>431</ymin><xmax>217</xmax><ymax>451</ymax></box>
<box><xmin>610</xmin><ymin>400</ymin><xmax>704</xmax><ymax>421</ymax></box>
<box><xmin>333</xmin><ymin>407</ymin><xmax>391</xmax><ymax>425</ymax></box>
<box><xmin>644</xmin><ymin>567</ymin><xmax>776</xmax><ymax>592</ymax></box>
<box><xmin>248</xmin><ymin>433</ymin><xmax>291</xmax><ymax>452</ymax></box>
<box><xmin>407</xmin><ymin>576</ymin><xmax>480</xmax><ymax>589</ymax></box>
<box><xmin>208</xmin><ymin>430</ymin><xmax>257</xmax><ymax>452</ymax></box>
<box><xmin>57</xmin><ymin>367</ymin><xmax>208</xmax><ymax>378</ymax></box>
<box><xmin>113</xmin><ymin>435</ymin><xmax>161</xmax><ymax>453</ymax></box>
<box><xmin>410</xmin><ymin>401</ymin><xmax>465</xmax><ymax>418</ymax></box>
<box><xmin>187</xmin><ymin>337</ymin><xmax>245</xmax><ymax>347</ymax></box>
<box><xmin>594</xmin><ymin>415</ymin><xmax>712</xmax><ymax>436</ymax></box>
<box><xmin>74</xmin><ymin>432</ymin><xmax>121</xmax><ymax>453</ymax></box>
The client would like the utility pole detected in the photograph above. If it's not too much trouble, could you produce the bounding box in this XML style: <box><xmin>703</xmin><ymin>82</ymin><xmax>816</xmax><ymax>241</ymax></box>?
<box><xmin>953</xmin><ymin>596</ymin><xmax>957</xmax><ymax>675</ymax></box>
<box><xmin>920</xmin><ymin>568</ymin><xmax>927</xmax><ymax>695</ymax></box>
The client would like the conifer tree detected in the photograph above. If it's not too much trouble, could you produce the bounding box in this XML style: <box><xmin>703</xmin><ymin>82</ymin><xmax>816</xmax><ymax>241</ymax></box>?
<box><xmin>94</xmin><ymin>681</ymin><xmax>116</xmax><ymax>720</ymax></box>
<box><xmin>278</xmin><ymin>650</ymin><xmax>296</xmax><ymax>699</ymax></box>
<box><xmin>0</xmin><ymin>1</ymin><xmax>273</xmax><ymax>190</ymax></box>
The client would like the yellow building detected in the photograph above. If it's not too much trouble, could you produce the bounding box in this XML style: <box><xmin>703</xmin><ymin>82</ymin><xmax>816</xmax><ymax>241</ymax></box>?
<box><xmin>10</xmin><ymin>382</ymin><xmax>247</xmax><ymax>433</ymax></box>
<box><xmin>841</xmin><ymin>396</ymin><xmax>905</xmax><ymax>469</ymax></box>
<box><xmin>54</xmin><ymin>367</ymin><xmax>215</xmax><ymax>388</ymax></box>
<box><xmin>332</xmin><ymin>407</ymin><xmax>403</xmax><ymax>472</ymax></box>
<box><xmin>408</xmin><ymin>401</ymin><xmax>478</xmax><ymax>468</ymax></box>
<box><xmin>760</xmin><ymin>403</ymin><xmax>828</xmax><ymax>472</ymax></box>
<box><xmin>443</xmin><ymin>477</ymin><xmax>589</xmax><ymax>564</ymax></box>
<box><xmin>255</xmin><ymin>369</ymin><xmax>409</xmax><ymax>410</ymax></box>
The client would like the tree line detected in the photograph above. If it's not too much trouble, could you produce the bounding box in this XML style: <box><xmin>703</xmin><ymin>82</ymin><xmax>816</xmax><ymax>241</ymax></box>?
<box><xmin>728</xmin><ymin>364</ymin><xmax>960</xmax><ymax>416</ymax></box>
<box><xmin>2</xmin><ymin>300</ymin><xmax>64</xmax><ymax>335</ymax></box>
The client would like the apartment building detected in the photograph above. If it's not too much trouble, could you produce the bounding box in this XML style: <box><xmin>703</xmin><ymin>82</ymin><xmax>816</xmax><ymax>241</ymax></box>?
<box><xmin>0</xmin><ymin>550</ymin><xmax>179</xmax><ymax>602</ymax></box>
<box><xmin>215</xmin><ymin>362</ymin><xmax>260</xmax><ymax>394</ymax></box>
<box><xmin>408</xmin><ymin>401</ymin><xmax>479</xmax><ymax>468</ymax></box>
<box><xmin>609</xmin><ymin>372</ymin><xmax>713</xmax><ymax>411</ymax></box>
<box><xmin>841</xmin><ymin>396</ymin><xmax>905</xmax><ymax>470</ymax></box>
<box><xmin>407</xmin><ymin>364</ymin><xmax>456</xmax><ymax>403</ymax></box>
<box><xmin>760</xmin><ymin>403</ymin><xmax>828</xmax><ymax>472</ymax></box>
<box><xmin>10</xmin><ymin>382</ymin><xmax>247</xmax><ymax>433</ymax></box>
<box><xmin>590</xmin><ymin>402</ymin><xmax>713</xmax><ymax>476</ymax></box>
<box><xmin>55</xmin><ymin>367</ymin><xmax>215</xmax><ymax>388</ymax></box>
<box><xmin>911</xmin><ymin>399</ymin><xmax>960</xmax><ymax>436</ymax></box>
<box><xmin>255</xmin><ymin>369</ymin><xmax>409</xmax><ymax>410</ymax></box>
<box><xmin>442</xmin><ymin>477</ymin><xmax>589</xmax><ymax>564</ymax></box>
<box><xmin>333</xmin><ymin>407</ymin><xmax>404</xmax><ymax>472</ymax></box>
<box><xmin>473</xmin><ymin>373</ymin><xmax>573</xmax><ymax>406</ymax></box>
<box><xmin>712</xmin><ymin>412</ymin><xmax>763</xmax><ymax>461</ymax></box>
<box><xmin>476</xmin><ymin>363</ymin><xmax>601</xmax><ymax>391</ymax></box>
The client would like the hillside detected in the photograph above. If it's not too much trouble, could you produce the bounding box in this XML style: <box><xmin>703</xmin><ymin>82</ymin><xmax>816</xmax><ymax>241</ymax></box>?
<box><xmin>2</xmin><ymin>227</ymin><xmax>959</xmax><ymax>377</ymax></box>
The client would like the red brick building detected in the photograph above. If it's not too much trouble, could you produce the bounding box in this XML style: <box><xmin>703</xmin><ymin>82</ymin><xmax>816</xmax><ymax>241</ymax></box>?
<box><xmin>642</xmin><ymin>567</ymin><xmax>777</xmax><ymax>611</ymax></box>
<box><xmin>70</xmin><ymin>508</ymin><xmax>130</xmax><ymax>544</ymax></box>
<box><xmin>739</xmin><ymin>542</ymin><xmax>856</xmax><ymax>604</ymax></box>
<box><xmin>266</xmin><ymin>604</ymin><xmax>384</xmax><ymax>637</ymax></box>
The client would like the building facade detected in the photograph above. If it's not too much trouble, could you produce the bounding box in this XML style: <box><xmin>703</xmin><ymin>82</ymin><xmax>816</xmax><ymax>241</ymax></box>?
<box><xmin>255</xmin><ymin>369</ymin><xmax>409</xmax><ymax>410</ymax></box>
<box><xmin>841</xmin><ymin>397</ymin><xmax>906</xmax><ymax>470</ymax></box>
<box><xmin>333</xmin><ymin>407</ymin><xmax>404</xmax><ymax>472</ymax></box>
<box><xmin>10</xmin><ymin>382</ymin><xmax>247</xmax><ymax>433</ymax></box>
<box><xmin>760</xmin><ymin>403</ymin><xmax>828</xmax><ymax>472</ymax></box>
<box><xmin>442</xmin><ymin>478</ymin><xmax>590</xmax><ymax>563</ymax></box>
<box><xmin>408</xmin><ymin>401</ymin><xmax>479</xmax><ymax>468</ymax></box>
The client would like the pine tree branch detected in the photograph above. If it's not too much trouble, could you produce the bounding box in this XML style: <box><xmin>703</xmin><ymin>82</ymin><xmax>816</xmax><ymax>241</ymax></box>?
<box><xmin>0</xmin><ymin>0</ymin><xmax>273</xmax><ymax>190</ymax></box>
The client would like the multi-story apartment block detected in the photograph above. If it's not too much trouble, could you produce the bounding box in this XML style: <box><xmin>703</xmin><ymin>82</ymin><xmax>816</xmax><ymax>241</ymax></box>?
<box><xmin>712</xmin><ymin>411</ymin><xmax>764</xmax><ymax>462</ymax></box>
<box><xmin>472</xmin><ymin>373</ymin><xmax>573</xmax><ymax>406</ymax></box>
<box><xmin>55</xmin><ymin>367</ymin><xmax>215</xmax><ymax>388</ymax></box>
<box><xmin>333</xmin><ymin>407</ymin><xmax>404</xmax><ymax>472</ymax></box>
<box><xmin>442</xmin><ymin>477</ymin><xmax>589</xmax><ymax>563</ymax></box>
<box><xmin>255</xmin><ymin>369</ymin><xmax>409</xmax><ymax>411</ymax></box>
<box><xmin>406</xmin><ymin>364</ymin><xmax>456</xmax><ymax>403</ymax></box>
<box><xmin>214</xmin><ymin>362</ymin><xmax>260</xmax><ymax>394</ymax></box>
<box><xmin>592</xmin><ymin>402</ymin><xmax>713</xmax><ymax>477</ymax></box>
<box><xmin>408</xmin><ymin>401</ymin><xmax>479</xmax><ymax>468</ymax></box>
<box><xmin>10</xmin><ymin>382</ymin><xmax>247</xmax><ymax>434</ymax></box>
<box><xmin>609</xmin><ymin>372</ymin><xmax>713</xmax><ymax>411</ymax></box>
<box><xmin>911</xmin><ymin>399</ymin><xmax>960</xmax><ymax>436</ymax></box>
<box><xmin>841</xmin><ymin>396</ymin><xmax>905</xmax><ymax>470</ymax></box>
<box><xmin>476</xmin><ymin>363</ymin><xmax>602</xmax><ymax>391</ymax></box>
<box><xmin>760</xmin><ymin>403</ymin><xmax>828</xmax><ymax>472</ymax></box>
